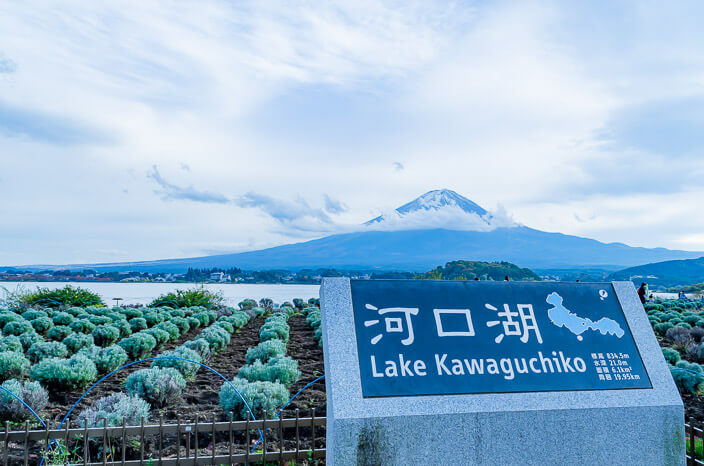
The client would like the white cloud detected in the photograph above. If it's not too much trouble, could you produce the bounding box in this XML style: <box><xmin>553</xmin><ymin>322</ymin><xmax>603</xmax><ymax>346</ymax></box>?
<box><xmin>365</xmin><ymin>205</ymin><xmax>517</xmax><ymax>232</ymax></box>
<box><xmin>1</xmin><ymin>1</ymin><xmax>704</xmax><ymax>264</ymax></box>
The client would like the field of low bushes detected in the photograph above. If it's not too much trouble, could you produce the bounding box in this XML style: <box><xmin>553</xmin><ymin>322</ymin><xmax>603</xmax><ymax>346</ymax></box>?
<box><xmin>644</xmin><ymin>299</ymin><xmax>704</xmax><ymax>423</ymax></box>
<box><xmin>0</xmin><ymin>287</ymin><xmax>326</xmax><ymax>462</ymax></box>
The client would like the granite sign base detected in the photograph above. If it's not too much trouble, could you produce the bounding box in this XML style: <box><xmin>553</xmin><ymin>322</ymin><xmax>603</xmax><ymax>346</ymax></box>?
<box><xmin>328</xmin><ymin>407</ymin><xmax>682</xmax><ymax>465</ymax></box>
<box><xmin>321</xmin><ymin>278</ymin><xmax>685</xmax><ymax>466</ymax></box>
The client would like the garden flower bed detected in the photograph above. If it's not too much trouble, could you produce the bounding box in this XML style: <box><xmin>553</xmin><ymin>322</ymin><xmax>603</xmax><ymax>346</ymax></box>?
<box><xmin>646</xmin><ymin>298</ymin><xmax>704</xmax><ymax>425</ymax></box>
<box><xmin>0</xmin><ymin>296</ymin><xmax>326</xmax><ymax>463</ymax></box>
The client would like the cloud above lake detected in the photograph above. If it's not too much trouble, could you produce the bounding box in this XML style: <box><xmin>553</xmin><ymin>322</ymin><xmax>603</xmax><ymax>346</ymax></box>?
<box><xmin>148</xmin><ymin>165</ymin><xmax>230</xmax><ymax>204</ymax></box>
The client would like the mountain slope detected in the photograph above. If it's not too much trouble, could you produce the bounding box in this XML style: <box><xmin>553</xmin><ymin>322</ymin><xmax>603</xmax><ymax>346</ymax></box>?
<box><xmin>53</xmin><ymin>226</ymin><xmax>703</xmax><ymax>273</ymax></box>
<box><xmin>12</xmin><ymin>189</ymin><xmax>703</xmax><ymax>273</ymax></box>
<box><xmin>607</xmin><ymin>257</ymin><xmax>704</xmax><ymax>288</ymax></box>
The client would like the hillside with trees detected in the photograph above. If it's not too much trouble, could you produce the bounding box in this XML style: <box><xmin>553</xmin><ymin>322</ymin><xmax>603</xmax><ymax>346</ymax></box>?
<box><xmin>607</xmin><ymin>257</ymin><xmax>704</xmax><ymax>289</ymax></box>
<box><xmin>417</xmin><ymin>260</ymin><xmax>540</xmax><ymax>281</ymax></box>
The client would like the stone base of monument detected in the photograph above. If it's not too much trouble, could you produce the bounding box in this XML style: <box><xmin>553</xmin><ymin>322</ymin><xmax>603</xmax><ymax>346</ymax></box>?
<box><xmin>321</xmin><ymin>278</ymin><xmax>684</xmax><ymax>465</ymax></box>
<box><xmin>328</xmin><ymin>406</ymin><xmax>682</xmax><ymax>465</ymax></box>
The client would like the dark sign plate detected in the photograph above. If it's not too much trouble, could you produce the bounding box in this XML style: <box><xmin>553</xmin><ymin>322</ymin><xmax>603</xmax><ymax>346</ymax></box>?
<box><xmin>350</xmin><ymin>280</ymin><xmax>652</xmax><ymax>397</ymax></box>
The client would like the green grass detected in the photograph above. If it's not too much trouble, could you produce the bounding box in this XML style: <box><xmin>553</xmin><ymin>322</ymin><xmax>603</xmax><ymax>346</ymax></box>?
<box><xmin>149</xmin><ymin>287</ymin><xmax>224</xmax><ymax>309</ymax></box>
<box><xmin>687</xmin><ymin>435</ymin><xmax>704</xmax><ymax>459</ymax></box>
<box><xmin>2</xmin><ymin>285</ymin><xmax>104</xmax><ymax>309</ymax></box>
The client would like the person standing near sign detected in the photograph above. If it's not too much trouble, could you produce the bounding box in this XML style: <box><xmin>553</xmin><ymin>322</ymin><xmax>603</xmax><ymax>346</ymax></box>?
<box><xmin>637</xmin><ymin>283</ymin><xmax>648</xmax><ymax>304</ymax></box>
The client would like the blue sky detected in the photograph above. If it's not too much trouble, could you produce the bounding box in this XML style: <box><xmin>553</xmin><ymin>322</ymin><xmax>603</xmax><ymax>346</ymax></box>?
<box><xmin>1</xmin><ymin>0</ymin><xmax>703</xmax><ymax>265</ymax></box>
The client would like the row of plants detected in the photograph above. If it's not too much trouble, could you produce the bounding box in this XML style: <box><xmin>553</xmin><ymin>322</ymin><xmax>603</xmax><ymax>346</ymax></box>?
<box><xmin>219</xmin><ymin>304</ymin><xmax>303</xmax><ymax>420</ymax></box>
<box><xmin>302</xmin><ymin>306</ymin><xmax>323</xmax><ymax>347</ymax></box>
<box><xmin>106</xmin><ymin>308</ymin><xmax>252</xmax><ymax>417</ymax></box>
<box><xmin>0</xmin><ymin>294</ymin><xmax>320</xmax><ymax>428</ymax></box>
<box><xmin>646</xmin><ymin>299</ymin><xmax>704</xmax><ymax>396</ymax></box>
<box><xmin>0</xmin><ymin>303</ymin><xmax>247</xmax><ymax>425</ymax></box>
<box><xmin>12</xmin><ymin>306</ymin><xmax>251</xmax><ymax>430</ymax></box>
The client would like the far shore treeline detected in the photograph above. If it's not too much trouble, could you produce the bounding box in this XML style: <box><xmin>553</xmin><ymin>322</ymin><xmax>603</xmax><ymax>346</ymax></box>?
<box><xmin>3</xmin><ymin>258</ymin><xmax>704</xmax><ymax>292</ymax></box>
<box><xmin>0</xmin><ymin>261</ymin><xmax>536</xmax><ymax>285</ymax></box>
<box><xmin>0</xmin><ymin>260</ymin><xmax>540</xmax><ymax>284</ymax></box>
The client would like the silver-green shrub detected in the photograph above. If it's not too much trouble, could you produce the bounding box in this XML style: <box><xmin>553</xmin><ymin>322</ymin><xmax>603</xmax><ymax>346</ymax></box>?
<box><xmin>277</xmin><ymin>306</ymin><xmax>296</xmax><ymax>318</ymax></box>
<box><xmin>51</xmin><ymin>312</ymin><xmax>74</xmax><ymax>326</ymax></box>
<box><xmin>92</xmin><ymin>325</ymin><xmax>120</xmax><ymax>347</ymax></box>
<box><xmin>77</xmin><ymin>393</ymin><xmax>150</xmax><ymax>427</ymax></box>
<box><xmin>87</xmin><ymin>315</ymin><xmax>111</xmax><ymax>326</ymax></box>
<box><xmin>306</xmin><ymin>310</ymin><xmax>321</xmax><ymax>329</ymax></box>
<box><xmin>0</xmin><ymin>352</ymin><xmax>30</xmax><ymax>382</ymax></box>
<box><xmin>170</xmin><ymin>317</ymin><xmax>190</xmax><ymax>335</ymax></box>
<box><xmin>125</xmin><ymin>367</ymin><xmax>185</xmax><ymax>407</ymax></box>
<box><xmin>0</xmin><ymin>312</ymin><xmax>22</xmax><ymax>327</ymax></box>
<box><xmin>259</xmin><ymin>320</ymin><xmax>289</xmax><ymax>343</ymax></box>
<box><xmin>144</xmin><ymin>312</ymin><xmax>164</xmax><ymax>327</ymax></box>
<box><xmin>182</xmin><ymin>338</ymin><xmax>211</xmax><ymax>362</ymax></box>
<box><xmin>144</xmin><ymin>328</ymin><xmax>169</xmax><ymax>347</ymax></box>
<box><xmin>118</xmin><ymin>332</ymin><xmax>157</xmax><ymax>360</ymax></box>
<box><xmin>671</xmin><ymin>360</ymin><xmax>704</xmax><ymax>395</ymax></box>
<box><xmin>151</xmin><ymin>347</ymin><xmax>202</xmax><ymax>379</ymax></box>
<box><xmin>229</xmin><ymin>311</ymin><xmax>250</xmax><ymax>328</ymax></box>
<box><xmin>238</xmin><ymin>299</ymin><xmax>257</xmax><ymax>311</ymax></box>
<box><xmin>0</xmin><ymin>336</ymin><xmax>23</xmax><ymax>353</ymax></box>
<box><xmin>219</xmin><ymin>378</ymin><xmax>288</xmax><ymax>420</ymax></box>
<box><xmin>0</xmin><ymin>379</ymin><xmax>48</xmax><ymax>422</ymax></box>
<box><xmin>237</xmin><ymin>355</ymin><xmax>301</xmax><ymax>387</ymax></box>
<box><xmin>214</xmin><ymin>321</ymin><xmax>235</xmax><ymax>334</ymax></box>
<box><xmin>662</xmin><ymin>347</ymin><xmax>681</xmax><ymax>365</ymax></box>
<box><xmin>21</xmin><ymin>310</ymin><xmax>47</xmax><ymax>320</ymax></box>
<box><xmin>129</xmin><ymin>317</ymin><xmax>148</xmax><ymax>332</ymax></box>
<box><xmin>69</xmin><ymin>319</ymin><xmax>96</xmax><ymax>334</ymax></box>
<box><xmin>62</xmin><ymin>333</ymin><xmax>94</xmax><ymax>354</ymax></box>
<box><xmin>47</xmin><ymin>325</ymin><xmax>72</xmax><ymax>341</ymax></box>
<box><xmin>245</xmin><ymin>339</ymin><xmax>287</xmax><ymax>364</ymax></box>
<box><xmin>155</xmin><ymin>322</ymin><xmax>180</xmax><ymax>340</ymax></box>
<box><xmin>200</xmin><ymin>326</ymin><xmax>230</xmax><ymax>353</ymax></box>
<box><xmin>121</xmin><ymin>308</ymin><xmax>143</xmax><ymax>319</ymax></box>
<box><xmin>193</xmin><ymin>312</ymin><xmax>211</xmax><ymax>327</ymax></box>
<box><xmin>18</xmin><ymin>332</ymin><xmax>43</xmax><ymax>351</ymax></box>
<box><xmin>27</xmin><ymin>341</ymin><xmax>69</xmax><ymax>363</ymax></box>
<box><xmin>29</xmin><ymin>317</ymin><xmax>53</xmax><ymax>334</ymax></box>
<box><xmin>29</xmin><ymin>355</ymin><xmax>97</xmax><ymax>390</ymax></box>
<box><xmin>3</xmin><ymin>321</ymin><xmax>34</xmax><ymax>336</ymax></box>
<box><xmin>79</xmin><ymin>345</ymin><xmax>128</xmax><ymax>374</ymax></box>
<box><xmin>110</xmin><ymin>320</ymin><xmax>132</xmax><ymax>338</ymax></box>
<box><xmin>187</xmin><ymin>316</ymin><xmax>200</xmax><ymax>330</ymax></box>
<box><xmin>64</xmin><ymin>307</ymin><xmax>83</xmax><ymax>317</ymax></box>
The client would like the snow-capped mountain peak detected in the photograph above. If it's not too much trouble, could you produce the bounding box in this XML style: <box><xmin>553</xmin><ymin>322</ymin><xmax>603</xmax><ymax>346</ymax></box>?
<box><xmin>365</xmin><ymin>189</ymin><xmax>492</xmax><ymax>226</ymax></box>
<box><xmin>395</xmin><ymin>189</ymin><xmax>488</xmax><ymax>216</ymax></box>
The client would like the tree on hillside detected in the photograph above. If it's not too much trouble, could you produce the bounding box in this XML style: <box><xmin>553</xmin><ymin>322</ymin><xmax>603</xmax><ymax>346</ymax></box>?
<box><xmin>416</xmin><ymin>260</ymin><xmax>540</xmax><ymax>281</ymax></box>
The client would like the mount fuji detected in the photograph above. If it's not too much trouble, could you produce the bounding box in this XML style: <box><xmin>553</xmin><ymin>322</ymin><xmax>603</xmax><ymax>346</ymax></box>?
<box><xmin>35</xmin><ymin>189</ymin><xmax>703</xmax><ymax>273</ymax></box>
<box><xmin>365</xmin><ymin>189</ymin><xmax>490</xmax><ymax>225</ymax></box>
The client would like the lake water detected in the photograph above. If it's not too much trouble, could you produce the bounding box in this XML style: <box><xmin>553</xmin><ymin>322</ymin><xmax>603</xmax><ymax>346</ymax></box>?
<box><xmin>0</xmin><ymin>282</ymin><xmax>319</xmax><ymax>306</ymax></box>
<box><xmin>1</xmin><ymin>281</ymin><xmax>697</xmax><ymax>307</ymax></box>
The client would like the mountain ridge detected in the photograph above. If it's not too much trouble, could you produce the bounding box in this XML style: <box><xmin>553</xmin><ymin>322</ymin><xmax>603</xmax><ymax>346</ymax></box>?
<box><xmin>7</xmin><ymin>190</ymin><xmax>703</xmax><ymax>273</ymax></box>
<box><xmin>608</xmin><ymin>256</ymin><xmax>704</xmax><ymax>289</ymax></box>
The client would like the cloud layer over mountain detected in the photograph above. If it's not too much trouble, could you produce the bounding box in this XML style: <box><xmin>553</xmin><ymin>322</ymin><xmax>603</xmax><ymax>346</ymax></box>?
<box><xmin>1</xmin><ymin>1</ymin><xmax>704</xmax><ymax>265</ymax></box>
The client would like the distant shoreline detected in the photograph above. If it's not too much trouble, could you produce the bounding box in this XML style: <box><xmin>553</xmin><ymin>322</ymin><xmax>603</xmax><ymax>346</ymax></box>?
<box><xmin>0</xmin><ymin>279</ymin><xmax>315</xmax><ymax>285</ymax></box>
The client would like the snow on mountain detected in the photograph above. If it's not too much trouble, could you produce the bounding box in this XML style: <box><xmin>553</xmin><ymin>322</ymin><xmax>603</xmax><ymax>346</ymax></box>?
<box><xmin>365</xmin><ymin>189</ymin><xmax>516</xmax><ymax>231</ymax></box>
